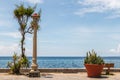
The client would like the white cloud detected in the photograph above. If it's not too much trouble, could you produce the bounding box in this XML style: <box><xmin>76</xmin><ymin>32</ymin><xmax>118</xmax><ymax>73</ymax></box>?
<box><xmin>108</xmin><ymin>34</ymin><xmax>120</xmax><ymax>40</ymax></box>
<box><xmin>39</xmin><ymin>40</ymin><xmax>57</xmax><ymax>43</ymax></box>
<box><xmin>0</xmin><ymin>43</ymin><xmax>32</xmax><ymax>56</ymax></box>
<box><xmin>71</xmin><ymin>26</ymin><xmax>120</xmax><ymax>33</ymax></box>
<box><xmin>110</xmin><ymin>44</ymin><xmax>120</xmax><ymax>53</ymax></box>
<box><xmin>106</xmin><ymin>11</ymin><xmax>120</xmax><ymax>19</ymax></box>
<box><xmin>73</xmin><ymin>27</ymin><xmax>95</xmax><ymax>33</ymax></box>
<box><xmin>74</xmin><ymin>6</ymin><xmax>105</xmax><ymax>16</ymax></box>
<box><xmin>26</xmin><ymin>37</ymin><xmax>56</xmax><ymax>43</ymax></box>
<box><xmin>0</xmin><ymin>44</ymin><xmax>19</xmax><ymax>56</ymax></box>
<box><xmin>26</xmin><ymin>37</ymin><xmax>32</xmax><ymax>41</ymax></box>
<box><xmin>107</xmin><ymin>14</ymin><xmax>120</xmax><ymax>19</ymax></box>
<box><xmin>0</xmin><ymin>32</ymin><xmax>20</xmax><ymax>38</ymax></box>
<box><xmin>0</xmin><ymin>20</ymin><xmax>15</xmax><ymax>28</ymax></box>
<box><xmin>25</xmin><ymin>48</ymin><xmax>32</xmax><ymax>56</ymax></box>
<box><xmin>21</xmin><ymin>0</ymin><xmax>44</xmax><ymax>4</ymax></box>
<box><xmin>75</xmin><ymin>0</ymin><xmax>120</xmax><ymax>18</ymax></box>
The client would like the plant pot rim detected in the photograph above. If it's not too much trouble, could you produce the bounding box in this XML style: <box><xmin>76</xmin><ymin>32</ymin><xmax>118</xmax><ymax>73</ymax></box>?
<box><xmin>84</xmin><ymin>64</ymin><xmax>104</xmax><ymax>65</ymax></box>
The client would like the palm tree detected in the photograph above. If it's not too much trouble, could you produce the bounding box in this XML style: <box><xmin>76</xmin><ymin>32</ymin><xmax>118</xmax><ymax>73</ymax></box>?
<box><xmin>14</xmin><ymin>4</ymin><xmax>35</xmax><ymax>57</ymax></box>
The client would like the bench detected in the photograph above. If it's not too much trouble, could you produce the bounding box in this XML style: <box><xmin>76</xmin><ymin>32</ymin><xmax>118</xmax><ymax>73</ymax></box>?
<box><xmin>104</xmin><ymin>63</ymin><xmax>114</xmax><ymax>74</ymax></box>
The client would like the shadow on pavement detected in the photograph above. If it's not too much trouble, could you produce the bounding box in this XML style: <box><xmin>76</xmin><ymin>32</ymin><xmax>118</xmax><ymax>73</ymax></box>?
<box><xmin>41</xmin><ymin>73</ymin><xmax>53</xmax><ymax>78</ymax></box>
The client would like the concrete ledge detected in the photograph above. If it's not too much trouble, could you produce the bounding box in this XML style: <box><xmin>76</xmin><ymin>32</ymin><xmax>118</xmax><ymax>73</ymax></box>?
<box><xmin>0</xmin><ymin>68</ymin><xmax>120</xmax><ymax>73</ymax></box>
<box><xmin>38</xmin><ymin>68</ymin><xmax>86</xmax><ymax>73</ymax></box>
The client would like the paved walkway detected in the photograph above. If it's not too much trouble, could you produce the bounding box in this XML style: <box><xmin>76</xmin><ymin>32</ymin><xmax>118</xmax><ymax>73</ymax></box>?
<box><xmin>0</xmin><ymin>72</ymin><xmax>120</xmax><ymax>80</ymax></box>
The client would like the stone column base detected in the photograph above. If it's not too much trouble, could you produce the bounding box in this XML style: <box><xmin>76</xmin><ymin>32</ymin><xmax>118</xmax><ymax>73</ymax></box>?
<box><xmin>29</xmin><ymin>71</ymin><xmax>40</xmax><ymax>77</ymax></box>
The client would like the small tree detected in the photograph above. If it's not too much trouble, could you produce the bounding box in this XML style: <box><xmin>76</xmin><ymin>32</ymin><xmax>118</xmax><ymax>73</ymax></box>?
<box><xmin>14</xmin><ymin>4</ymin><xmax>35</xmax><ymax>57</ymax></box>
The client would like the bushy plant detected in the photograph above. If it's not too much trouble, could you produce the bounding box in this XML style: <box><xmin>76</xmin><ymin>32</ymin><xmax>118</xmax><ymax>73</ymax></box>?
<box><xmin>7</xmin><ymin>53</ymin><xmax>30</xmax><ymax>74</ymax></box>
<box><xmin>7</xmin><ymin>53</ymin><xmax>21</xmax><ymax>74</ymax></box>
<box><xmin>20</xmin><ymin>56</ymin><xmax>30</xmax><ymax>68</ymax></box>
<box><xmin>84</xmin><ymin>50</ymin><xmax>104</xmax><ymax>65</ymax></box>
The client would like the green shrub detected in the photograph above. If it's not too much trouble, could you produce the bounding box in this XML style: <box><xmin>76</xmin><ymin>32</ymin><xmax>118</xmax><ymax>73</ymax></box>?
<box><xmin>7</xmin><ymin>53</ymin><xmax>21</xmax><ymax>74</ymax></box>
<box><xmin>7</xmin><ymin>53</ymin><xmax>30</xmax><ymax>74</ymax></box>
<box><xmin>84</xmin><ymin>50</ymin><xmax>104</xmax><ymax>65</ymax></box>
<box><xmin>21</xmin><ymin>56</ymin><xmax>30</xmax><ymax>68</ymax></box>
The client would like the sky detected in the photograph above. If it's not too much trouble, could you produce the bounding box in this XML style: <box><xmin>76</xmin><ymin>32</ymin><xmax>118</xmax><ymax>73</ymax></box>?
<box><xmin>1</xmin><ymin>0</ymin><xmax>120</xmax><ymax>57</ymax></box>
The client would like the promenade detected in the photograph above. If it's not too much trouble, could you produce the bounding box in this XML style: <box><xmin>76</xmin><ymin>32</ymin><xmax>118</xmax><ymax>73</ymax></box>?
<box><xmin>0</xmin><ymin>72</ymin><xmax>119</xmax><ymax>80</ymax></box>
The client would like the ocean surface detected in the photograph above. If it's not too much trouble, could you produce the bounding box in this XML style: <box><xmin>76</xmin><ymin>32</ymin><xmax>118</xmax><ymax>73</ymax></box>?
<box><xmin>0</xmin><ymin>57</ymin><xmax>120</xmax><ymax>68</ymax></box>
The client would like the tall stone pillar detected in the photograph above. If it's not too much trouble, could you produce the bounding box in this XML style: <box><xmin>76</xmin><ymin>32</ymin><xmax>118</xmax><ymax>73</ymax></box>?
<box><xmin>29</xmin><ymin>13</ymin><xmax>40</xmax><ymax>77</ymax></box>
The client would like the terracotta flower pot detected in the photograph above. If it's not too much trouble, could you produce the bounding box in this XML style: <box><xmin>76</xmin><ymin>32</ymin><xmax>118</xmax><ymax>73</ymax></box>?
<box><xmin>85</xmin><ymin>64</ymin><xmax>104</xmax><ymax>77</ymax></box>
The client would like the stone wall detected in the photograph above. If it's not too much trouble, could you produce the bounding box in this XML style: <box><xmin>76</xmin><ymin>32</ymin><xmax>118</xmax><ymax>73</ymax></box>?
<box><xmin>0</xmin><ymin>68</ymin><xmax>120</xmax><ymax>73</ymax></box>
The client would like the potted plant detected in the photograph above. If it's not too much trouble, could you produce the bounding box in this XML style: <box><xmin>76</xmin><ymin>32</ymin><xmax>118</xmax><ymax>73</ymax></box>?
<box><xmin>84</xmin><ymin>50</ymin><xmax>104</xmax><ymax>77</ymax></box>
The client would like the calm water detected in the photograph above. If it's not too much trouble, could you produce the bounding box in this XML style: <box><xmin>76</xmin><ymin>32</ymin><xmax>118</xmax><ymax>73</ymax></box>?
<box><xmin>0</xmin><ymin>57</ymin><xmax>120</xmax><ymax>68</ymax></box>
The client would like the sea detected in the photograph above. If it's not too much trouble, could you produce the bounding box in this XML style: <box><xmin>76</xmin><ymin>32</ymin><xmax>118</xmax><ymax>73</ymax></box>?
<box><xmin>0</xmin><ymin>57</ymin><xmax>120</xmax><ymax>68</ymax></box>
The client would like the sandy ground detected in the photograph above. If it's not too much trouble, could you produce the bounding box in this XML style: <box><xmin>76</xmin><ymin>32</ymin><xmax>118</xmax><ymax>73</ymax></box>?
<box><xmin>0</xmin><ymin>72</ymin><xmax>120</xmax><ymax>80</ymax></box>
